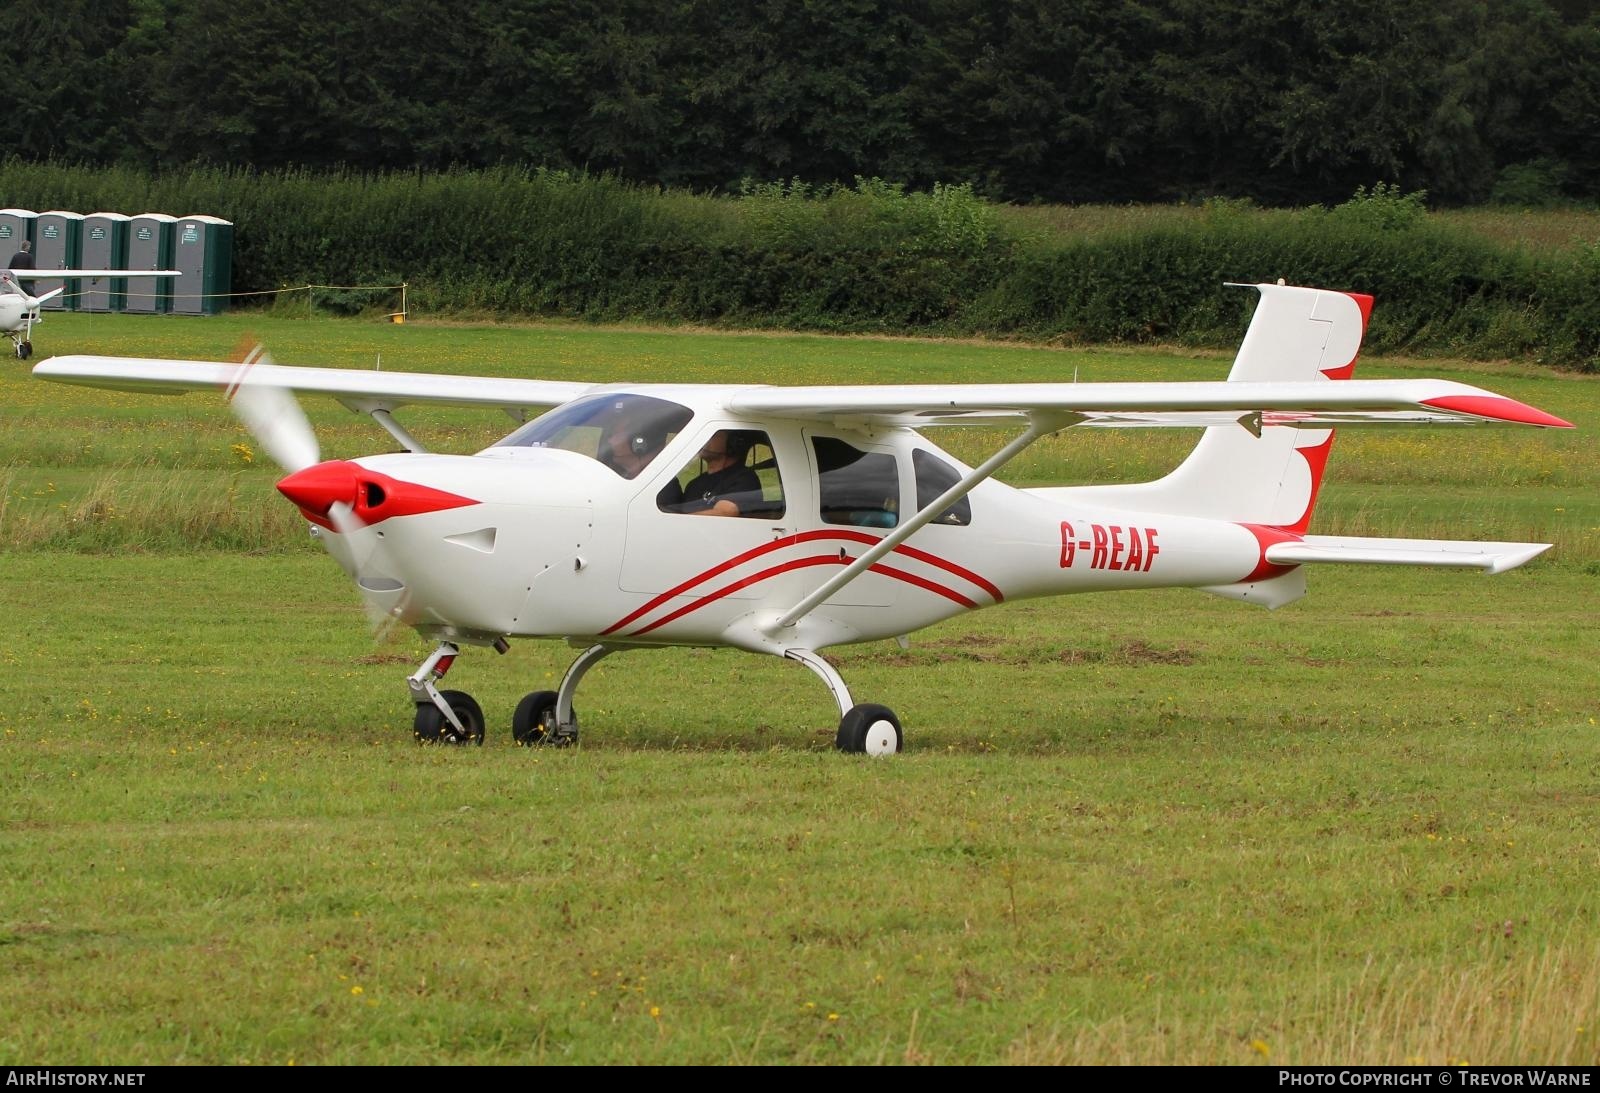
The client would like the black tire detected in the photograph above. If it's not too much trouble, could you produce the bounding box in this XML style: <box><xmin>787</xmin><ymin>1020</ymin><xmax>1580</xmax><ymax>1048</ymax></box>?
<box><xmin>835</xmin><ymin>703</ymin><xmax>903</xmax><ymax>756</ymax></box>
<box><xmin>512</xmin><ymin>690</ymin><xmax>557</xmax><ymax>745</ymax></box>
<box><xmin>414</xmin><ymin>690</ymin><xmax>485</xmax><ymax>745</ymax></box>
<box><xmin>512</xmin><ymin>690</ymin><xmax>578</xmax><ymax>747</ymax></box>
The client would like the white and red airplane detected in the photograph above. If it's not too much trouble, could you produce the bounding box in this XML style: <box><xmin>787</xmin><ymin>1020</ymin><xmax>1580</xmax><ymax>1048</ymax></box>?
<box><xmin>32</xmin><ymin>283</ymin><xmax>1573</xmax><ymax>754</ymax></box>
<box><xmin>2</xmin><ymin>267</ymin><xmax>180</xmax><ymax>359</ymax></box>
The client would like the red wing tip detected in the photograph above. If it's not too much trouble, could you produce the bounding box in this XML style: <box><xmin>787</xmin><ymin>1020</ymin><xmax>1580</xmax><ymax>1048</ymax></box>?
<box><xmin>1421</xmin><ymin>395</ymin><xmax>1574</xmax><ymax>429</ymax></box>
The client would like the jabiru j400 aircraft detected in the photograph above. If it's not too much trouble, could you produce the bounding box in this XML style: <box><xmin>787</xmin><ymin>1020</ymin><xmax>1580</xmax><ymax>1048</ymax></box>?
<box><xmin>2</xmin><ymin>267</ymin><xmax>180</xmax><ymax>359</ymax></box>
<box><xmin>32</xmin><ymin>283</ymin><xmax>1573</xmax><ymax>754</ymax></box>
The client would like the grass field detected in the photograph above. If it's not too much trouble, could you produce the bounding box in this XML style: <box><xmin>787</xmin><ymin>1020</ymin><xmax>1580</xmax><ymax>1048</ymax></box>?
<box><xmin>2</xmin><ymin>309</ymin><xmax>1597</xmax><ymax>1064</ymax></box>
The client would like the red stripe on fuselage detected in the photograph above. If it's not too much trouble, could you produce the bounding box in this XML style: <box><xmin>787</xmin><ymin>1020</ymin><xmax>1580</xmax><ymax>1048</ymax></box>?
<box><xmin>603</xmin><ymin>529</ymin><xmax>998</xmax><ymax>637</ymax></box>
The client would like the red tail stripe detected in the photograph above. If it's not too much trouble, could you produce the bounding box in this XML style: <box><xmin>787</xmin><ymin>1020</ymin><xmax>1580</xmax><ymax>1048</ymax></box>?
<box><xmin>1237</xmin><ymin>522</ymin><xmax>1305</xmax><ymax>583</ymax></box>
<box><xmin>1287</xmin><ymin>434</ymin><xmax>1335</xmax><ymax>534</ymax></box>
<box><xmin>1319</xmin><ymin>292</ymin><xmax>1371</xmax><ymax>381</ymax></box>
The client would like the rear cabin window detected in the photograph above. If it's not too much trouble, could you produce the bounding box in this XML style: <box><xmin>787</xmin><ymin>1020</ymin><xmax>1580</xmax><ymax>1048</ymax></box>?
<box><xmin>913</xmin><ymin>449</ymin><xmax>972</xmax><ymax>526</ymax></box>
<box><xmin>813</xmin><ymin>436</ymin><xmax>899</xmax><ymax>528</ymax></box>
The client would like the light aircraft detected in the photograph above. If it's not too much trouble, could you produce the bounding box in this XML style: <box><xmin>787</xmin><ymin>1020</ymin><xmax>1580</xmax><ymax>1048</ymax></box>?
<box><xmin>1</xmin><ymin>267</ymin><xmax>180</xmax><ymax>359</ymax></box>
<box><xmin>32</xmin><ymin>283</ymin><xmax>1573</xmax><ymax>754</ymax></box>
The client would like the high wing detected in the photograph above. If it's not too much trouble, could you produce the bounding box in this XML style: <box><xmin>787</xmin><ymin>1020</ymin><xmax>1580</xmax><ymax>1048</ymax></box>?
<box><xmin>32</xmin><ymin>355</ymin><xmax>597</xmax><ymax>416</ymax></box>
<box><xmin>726</xmin><ymin>380</ymin><xmax>1573</xmax><ymax>430</ymax></box>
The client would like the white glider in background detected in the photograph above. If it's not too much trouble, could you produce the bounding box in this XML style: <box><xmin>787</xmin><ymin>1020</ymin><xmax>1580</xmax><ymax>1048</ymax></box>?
<box><xmin>1</xmin><ymin>267</ymin><xmax>180</xmax><ymax>359</ymax></box>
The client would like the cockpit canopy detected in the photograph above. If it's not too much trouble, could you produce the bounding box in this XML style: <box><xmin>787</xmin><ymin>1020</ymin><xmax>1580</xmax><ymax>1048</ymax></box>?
<box><xmin>492</xmin><ymin>393</ymin><xmax>694</xmax><ymax>479</ymax></box>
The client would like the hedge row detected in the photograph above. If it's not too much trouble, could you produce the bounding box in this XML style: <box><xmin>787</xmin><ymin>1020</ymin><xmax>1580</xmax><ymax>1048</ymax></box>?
<box><xmin>3</xmin><ymin>161</ymin><xmax>1595</xmax><ymax>369</ymax></box>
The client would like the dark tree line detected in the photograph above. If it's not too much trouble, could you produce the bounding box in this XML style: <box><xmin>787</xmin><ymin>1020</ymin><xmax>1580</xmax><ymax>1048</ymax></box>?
<box><xmin>5</xmin><ymin>0</ymin><xmax>1598</xmax><ymax>205</ymax></box>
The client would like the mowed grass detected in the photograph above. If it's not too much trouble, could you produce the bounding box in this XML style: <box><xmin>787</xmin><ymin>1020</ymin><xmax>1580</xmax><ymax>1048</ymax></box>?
<box><xmin>2</xmin><ymin>310</ymin><xmax>1599</xmax><ymax>1065</ymax></box>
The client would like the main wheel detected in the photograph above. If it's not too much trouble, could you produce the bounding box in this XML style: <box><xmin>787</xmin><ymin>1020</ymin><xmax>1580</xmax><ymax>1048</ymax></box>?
<box><xmin>512</xmin><ymin>690</ymin><xmax>578</xmax><ymax>747</ymax></box>
<box><xmin>414</xmin><ymin>689</ymin><xmax>485</xmax><ymax>745</ymax></box>
<box><xmin>836</xmin><ymin>703</ymin><xmax>903</xmax><ymax>756</ymax></box>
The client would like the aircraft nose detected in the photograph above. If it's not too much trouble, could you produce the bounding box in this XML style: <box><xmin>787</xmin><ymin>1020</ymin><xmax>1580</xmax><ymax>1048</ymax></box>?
<box><xmin>277</xmin><ymin>460</ymin><xmax>478</xmax><ymax>528</ymax></box>
<box><xmin>278</xmin><ymin>460</ymin><xmax>361</xmax><ymax>521</ymax></box>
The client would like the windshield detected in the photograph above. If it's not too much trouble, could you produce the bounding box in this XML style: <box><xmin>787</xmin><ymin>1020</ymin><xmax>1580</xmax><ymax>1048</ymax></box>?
<box><xmin>493</xmin><ymin>393</ymin><xmax>694</xmax><ymax>479</ymax></box>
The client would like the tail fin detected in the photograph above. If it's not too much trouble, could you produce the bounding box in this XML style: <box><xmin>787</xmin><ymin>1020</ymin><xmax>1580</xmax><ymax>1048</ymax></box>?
<box><xmin>1066</xmin><ymin>283</ymin><xmax>1372</xmax><ymax>530</ymax></box>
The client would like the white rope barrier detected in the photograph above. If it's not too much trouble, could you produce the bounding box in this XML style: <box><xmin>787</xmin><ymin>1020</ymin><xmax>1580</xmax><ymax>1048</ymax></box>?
<box><xmin>49</xmin><ymin>281</ymin><xmax>411</xmax><ymax>321</ymax></box>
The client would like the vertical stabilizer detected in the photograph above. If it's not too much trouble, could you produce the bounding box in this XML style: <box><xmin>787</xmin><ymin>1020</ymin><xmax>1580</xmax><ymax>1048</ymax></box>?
<box><xmin>1058</xmin><ymin>283</ymin><xmax>1371</xmax><ymax>530</ymax></box>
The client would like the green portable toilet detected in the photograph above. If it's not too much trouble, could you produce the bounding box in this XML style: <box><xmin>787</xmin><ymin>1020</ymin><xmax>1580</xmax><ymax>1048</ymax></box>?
<box><xmin>81</xmin><ymin>212</ymin><xmax>131</xmax><ymax>312</ymax></box>
<box><xmin>0</xmin><ymin>209</ymin><xmax>36</xmax><ymax>266</ymax></box>
<box><xmin>126</xmin><ymin>213</ymin><xmax>175</xmax><ymax>314</ymax></box>
<box><xmin>34</xmin><ymin>211</ymin><xmax>85</xmax><ymax>311</ymax></box>
<box><xmin>173</xmin><ymin>214</ymin><xmax>233</xmax><ymax>315</ymax></box>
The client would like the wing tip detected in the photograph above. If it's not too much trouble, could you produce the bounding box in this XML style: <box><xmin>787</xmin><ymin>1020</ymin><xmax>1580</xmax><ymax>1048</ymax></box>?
<box><xmin>1421</xmin><ymin>394</ymin><xmax>1574</xmax><ymax>429</ymax></box>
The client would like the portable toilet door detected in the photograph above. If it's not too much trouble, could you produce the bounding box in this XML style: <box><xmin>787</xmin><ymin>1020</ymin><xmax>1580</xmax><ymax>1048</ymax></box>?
<box><xmin>173</xmin><ymin>215</ymin><xmax>233</xmax><ymax>315</ymax></box>
<box><xmin>34</xmin><ymin>211</ymin><xmax>85</xmax><ymax>311</ymax></box>
<box><xmin>126</xmin><ymin>213</ymin><xmax>176</xmax><ymax>314</ymax></box>
<box><xmin>81</xmin><ymin>212</ymin><xmax>132</xmax><ymax>312</ymax></box>
<box><xmin>0</xmin><ymin>209</ymin><xmax>36</xmax><ymax>268</ymax></box>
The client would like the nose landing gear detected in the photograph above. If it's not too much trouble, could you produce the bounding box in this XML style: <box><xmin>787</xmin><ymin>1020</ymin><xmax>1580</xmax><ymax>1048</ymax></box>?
<box><xmin>407</xmin><ymin>642</ymin><xmax>484</xmax><ymax>745</ymax></box>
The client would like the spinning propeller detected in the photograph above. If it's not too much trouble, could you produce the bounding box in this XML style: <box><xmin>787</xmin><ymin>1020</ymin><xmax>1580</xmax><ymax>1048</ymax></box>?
<box><xmin>225</xmin><ymin>347</ymin><xmax>409</xmax><ymax>638</ymax></box>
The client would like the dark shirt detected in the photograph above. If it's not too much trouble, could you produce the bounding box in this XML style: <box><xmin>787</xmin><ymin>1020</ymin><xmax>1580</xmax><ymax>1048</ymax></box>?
<box><xmin>663</xmin><ymin>463</ymin><xmax>762</xmax><ymax>515</ymax></box>
<box><xmin>7</xmin><ymin>249</ymin><xmax>35</xmax><ymax>270</ymax></box>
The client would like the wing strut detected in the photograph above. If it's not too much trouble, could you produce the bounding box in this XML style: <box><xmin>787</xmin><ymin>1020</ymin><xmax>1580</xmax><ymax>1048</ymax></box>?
<box><xmin>768</xmin><ymin>413</ymin><xmax>1077</xmax><ymax>633</ymax></box>
<box><xmin>336</xmin><ymin>397</ymin><xmax>429</xmax><ymax>453</ymax></box>
<box><xmin>368</xmin><ymin>407</ymin><xmax>426</xmax><ymax>454</ymax></box>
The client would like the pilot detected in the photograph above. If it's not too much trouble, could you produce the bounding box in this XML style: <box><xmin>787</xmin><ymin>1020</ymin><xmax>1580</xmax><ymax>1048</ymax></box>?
<box><xmin>663</xmin><ymin>430</ymin><xmax>762</xmax><ymax>516</ymax></box>
<box><xmin>598</xmin><ymin>409</ymin><xmax>666</xmax><ymax>479</ymax></box>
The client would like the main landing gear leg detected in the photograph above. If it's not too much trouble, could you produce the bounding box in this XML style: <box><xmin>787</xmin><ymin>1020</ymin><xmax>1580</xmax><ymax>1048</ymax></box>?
<box><xmin>513</xmin><ymin>643</ymin><xmax>619</xmax><ymax>747</ymax></box>
<box><xmin>784</xmin><ymin>648</ymin><xmax>903</xmax><ymax>756</ymax></box>
<box><xmin>407</xmin><ymin>641</ymin><xmax>485</xmax><ymax>745</ymax></box>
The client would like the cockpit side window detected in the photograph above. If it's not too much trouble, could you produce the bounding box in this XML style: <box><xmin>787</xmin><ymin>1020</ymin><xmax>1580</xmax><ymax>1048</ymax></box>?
<box><xmin>913</xmin><ymin>449</ymin><xmax>972</xmax><ymax>526</ymax></box>
<box><xmin>658</xmin><ymin>429</ymin><xmax>786</xmax><ymax>519</ymax></box>
<box><xmin>492</xmin><ymin>394</ymin><xmax>693</xmax><ymax>480</ymax></box>
<box><xmin>813</xmin><ymin>436</ymin><xmax>899</xmax><ymax>528</ymax></box>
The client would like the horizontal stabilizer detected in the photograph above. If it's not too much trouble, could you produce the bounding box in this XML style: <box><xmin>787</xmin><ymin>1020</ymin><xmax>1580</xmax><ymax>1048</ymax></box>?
<box><xmin>1266</xmin><ymin>535</ymin><xmax>1550</xmax><ymax>574</ymax></box>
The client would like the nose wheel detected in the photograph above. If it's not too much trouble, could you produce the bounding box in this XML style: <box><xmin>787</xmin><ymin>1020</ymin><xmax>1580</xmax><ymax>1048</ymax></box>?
<box><xmin>407</xmin><ymin>642</ymin><xmax>484</xmax><ymax>746</ymax></box>
<box><xmin>414</xmin><ymin>689</ymin><xmax>485</xmax><ymax>745</ymax></box>
<box><xmin>12</xmin><ymin>339</ymin><xmax>30</xmax><ymax>361</ymax></box>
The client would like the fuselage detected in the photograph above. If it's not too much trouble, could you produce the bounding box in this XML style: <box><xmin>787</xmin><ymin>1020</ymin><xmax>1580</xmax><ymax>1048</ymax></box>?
<box><xmin>281</xmin><ymin>386</ymin><xmax>1291</xmax><ymax>653</ymax></box>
